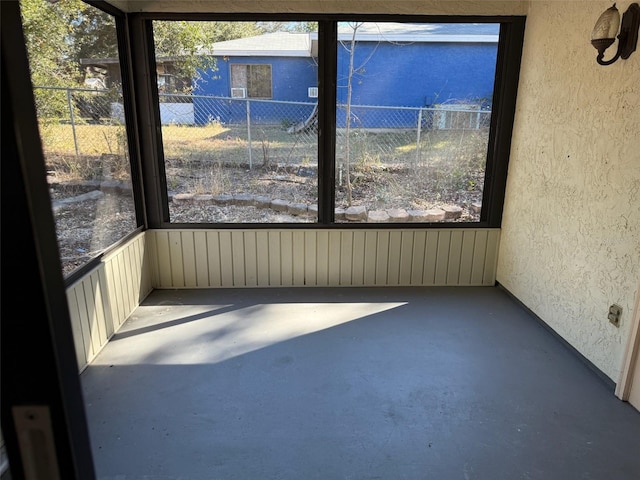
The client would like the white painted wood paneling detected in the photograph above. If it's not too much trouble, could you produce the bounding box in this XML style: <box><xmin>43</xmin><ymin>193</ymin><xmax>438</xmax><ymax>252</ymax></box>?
<box><xmin>66</xmin><ymin>288</ymin><xmax>89</xmax><ymax>367</ymax></box>
<box><xmin>66</xmin><ymin>233</ymin><xmax>151</xmax><ymax>371</ymax></box>
<box><xmin>65</xmin><ymin>229</ymin><xmax>499</xmax><ymax>371</ymax></box>
<box><xmin>316</xmin><ymin>231</ymin><xmax>329</xmax><ymax>286</ymax></box>
<box><xmin>147</xmin><ymin>229</ymin><xmax>500</xmax><ymax>289</ymax></box>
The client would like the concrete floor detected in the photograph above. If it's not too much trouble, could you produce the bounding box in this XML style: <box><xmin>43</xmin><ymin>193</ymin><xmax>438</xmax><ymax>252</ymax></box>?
<box><xmin>81</xmin><ymin>286</ymin><xmax>640</xmax><ymax>480</ymax></box>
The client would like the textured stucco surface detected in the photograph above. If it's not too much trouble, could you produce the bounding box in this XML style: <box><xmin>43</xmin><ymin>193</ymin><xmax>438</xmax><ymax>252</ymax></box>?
<box><xmin>498</xmin><ymin>1</ymin><xmax>640</xmax><ymax>381</ymax></box>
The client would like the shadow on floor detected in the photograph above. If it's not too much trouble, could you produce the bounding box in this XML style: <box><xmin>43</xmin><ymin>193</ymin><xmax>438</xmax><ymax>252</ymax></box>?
<box><xmin>81</xmin><ymin>286</ymin><xmax>640</xmax><ymax>480</ymax></box>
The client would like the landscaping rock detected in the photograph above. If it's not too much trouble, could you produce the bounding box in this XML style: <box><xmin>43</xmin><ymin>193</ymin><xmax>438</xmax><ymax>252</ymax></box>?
<box><xmin>288</xmin><ymin>203</ymin><xmax>308</xmax><ymax>216</ymax></box>
<box><xmin>387</xmin><ymin>208</ymin><xmax>409</xmax><ymax>222</ymax></box>
<box><xmin>407</xmin><ymin>209</ymin><xmax>431</xmax><ymax>222</ymax></box>
<box><xmin>335</xmin><ymin>207</ymin><xmax>346</xmax><ymax>220</ymax></box>
<box><xmin>471</xmin><ymin>202</ymin><xmax>482</xmax><ymax>213</ymax></box>
<box><xmin>345</xmin><ymin>205</ymin><xmax>368</xmax><ymax>221</ymax></box>
<box><xmin>368</xmin><ymin>210</ymin><xmax>390</xmax><ymax>223</ymax></box>
<box><xmin>233</xmin><ymin>193</ymin><xmax>254</xmax><ymax>206</ymax></box>
<box><xmin>252</xmin><ymin>196</ymin><xmax>272</xmax><ymax>208</ymax></box>
<box><xmin>271</xmin><ymin>199</ymin><xmax>289</xmax><ymax>212</ymax></box>
<box><xmin>442</xmin><ymin>205</ymin><xmax>463</xmax><ymax>219</ymax></box>
<box><xmin>193</xmin><ymin>194</ymin><xmax>214</xmax><ymax>204</ymax></box>
<box><xmin>424</xmin><ymin>208</ymin><xmax>446</xmax><ymax>221</ymax></box>
<box><xmin>173</xmin><ymin>193</ymin><xmax>195</xmax><ymax>204</ymax></box>
<box><xmin>212</xmin><ymin>194</ymin><xmax>233</xmax><ymax>205</ymax></box>
<box><xmin>52</xmin><ymin>190</ymin><xmax>104</xmax><ymax>212</ymax></box>
<box><xmin>308</xmin><ymin>204</ymin><xmax>318</xmax><ymax>217</ymax></box>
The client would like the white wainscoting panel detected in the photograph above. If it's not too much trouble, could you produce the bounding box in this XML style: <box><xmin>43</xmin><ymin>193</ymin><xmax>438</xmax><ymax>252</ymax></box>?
<box><xmin>66</xmin><ymin>232</ymin><xmax>151</xmax><ymax>371</ymax></box>
<box><xmin>146</xmin><ymin>228</ymin><xmax>500</xmax><ymax>288</ymax></box>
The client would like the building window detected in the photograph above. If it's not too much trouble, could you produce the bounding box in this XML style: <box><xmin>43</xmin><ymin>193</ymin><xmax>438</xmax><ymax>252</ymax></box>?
<box><xmin>231</xmin><ymin>64</ymin><xmax>273</xmax><ymax>98</ymax></box>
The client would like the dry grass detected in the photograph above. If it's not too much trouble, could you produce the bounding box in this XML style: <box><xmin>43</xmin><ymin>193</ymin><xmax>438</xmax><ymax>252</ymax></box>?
<box><xmin>41</xmin><ymin>121</ymin><xmax>488</xmax><ymax>213</ymax></box>
<box><xmin>39</xmin><ymin>122</ymin><xmax>127</xmax><ymax>156</ymax></box>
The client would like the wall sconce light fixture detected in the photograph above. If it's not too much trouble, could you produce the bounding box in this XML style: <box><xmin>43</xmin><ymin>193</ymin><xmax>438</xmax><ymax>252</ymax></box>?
<box><xmin>591</xmin><ymin>3</ymin><xmax>640</xmax><ymax>65</ymax></box>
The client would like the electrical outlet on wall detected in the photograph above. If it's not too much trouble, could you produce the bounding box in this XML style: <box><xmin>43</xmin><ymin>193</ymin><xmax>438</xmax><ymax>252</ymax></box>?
<box><xmin>608</xmin><ymin>304</ymin><xmax>622</xmax><ymax>327</ymax></box>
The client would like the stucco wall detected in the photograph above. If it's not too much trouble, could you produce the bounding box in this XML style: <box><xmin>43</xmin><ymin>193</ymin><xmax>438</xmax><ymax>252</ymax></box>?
<box><xmin>497</xmin><ymin>1</ymin><xmax>640</xmax><ymax>381</ymax></box>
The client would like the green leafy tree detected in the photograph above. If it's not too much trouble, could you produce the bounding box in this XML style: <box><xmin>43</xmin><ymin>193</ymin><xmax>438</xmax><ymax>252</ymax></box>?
<box><xmin>152</xmin><ymin>21</ymin><xmax>264</xmax><ymax>91</ymax></box>
<box><xmin>72</xmin><ymin>6</ymin><xmax>118</xmax><ymax>72</ymax></box>
<box><xmin>19</xmin><ymin>0</ymin><xmax>88</xmax><ymax>87</ymax></box>
<box><xmin>20</xmin><ymin>1</ymin><xmax>265</xmax><ymax>91</ymax></box>
<box><xmin>20</xmin><ymin>0</ymin><xmax>92</xmax><ymax>118</ymax></box>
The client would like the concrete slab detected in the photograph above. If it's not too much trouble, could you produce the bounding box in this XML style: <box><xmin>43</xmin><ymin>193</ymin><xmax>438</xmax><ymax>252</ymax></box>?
<box><xmin>81</xmin><ymin>287</ymin><xmax>640</xmax><ymax>480</ymax></box>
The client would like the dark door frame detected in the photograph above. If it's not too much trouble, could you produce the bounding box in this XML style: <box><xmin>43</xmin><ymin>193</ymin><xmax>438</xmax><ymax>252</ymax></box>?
<box><xmin>1</xmin><ymin>1</ymin><xmax>96</xmax><ymax>477</ymax></box>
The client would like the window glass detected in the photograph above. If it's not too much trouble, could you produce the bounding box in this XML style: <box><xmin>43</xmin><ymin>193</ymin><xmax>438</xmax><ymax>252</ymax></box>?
<box><xmin>231</xmin><ymin>64</ymin><xmax>273</xmax><ymax>98</ymax></box>
<box><xmin>151</xmin><ymin>19</ymin><xmax>512</xmax><ymax>226</ymax></box>
<box><xmin>334</xmin><ymin>22</ymin><xmax>498</xmax><ymax>223</ymax></box>
<box><xmin>153</xmin><ymin>21</ymin><xmax>319</xmax><ymax>223</ymax></box>
<box><xmin>20</xmin><ymin>0</ymin><xmax>137</xmax><ymax>277</ymax></box>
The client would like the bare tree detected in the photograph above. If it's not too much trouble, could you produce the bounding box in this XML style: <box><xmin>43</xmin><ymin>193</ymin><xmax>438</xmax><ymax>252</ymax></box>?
<box><xmin>340</xmin><ymin>22</ymin><xmax>379</xmax><ymax>206</ymax></box>
<box><xmin>341</xmin><ymin>22</ymin><xmax>361</xmax><ymax>205</ymax></box>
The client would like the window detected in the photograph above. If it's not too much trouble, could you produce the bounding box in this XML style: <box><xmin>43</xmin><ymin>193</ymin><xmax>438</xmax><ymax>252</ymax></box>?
<box><xmin>231</xmin><ymin>64</ymin><xmax>273</xmax><ymax>98</ymax></box>
<box><xmin>334</xmin><ymin>22</ymin><xmax>498</xmax><ymax>223</ymax></box>
<box><xmin>153</xmin><ymin>21</ymin><xmax>318</xmax><ymax>224</ymax></box>
<box><xmin>19</xmin><ymin>0</ymin><xmax>138</xmax><ymax>279</ymax></box>
<box><xmin>147</xmin><ymin>17</ymin><xmax>523</xmax><ymax>227</ymax></box>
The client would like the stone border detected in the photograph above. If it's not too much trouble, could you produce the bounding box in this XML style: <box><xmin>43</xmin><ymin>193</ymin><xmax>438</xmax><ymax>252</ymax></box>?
<box><xmin>172</xmin><ymin>192</ymin><xmax>482</xmax><ymax>223</ymax></box>
<box><xmin>48</xmin><ymin>180</ymin><xmax>482</xmax><ymax>223</ymax></box>
<box><xmin>50</xmin><ymin>180</ymin><xmax>133</xmax><ymax>212</ymax></box>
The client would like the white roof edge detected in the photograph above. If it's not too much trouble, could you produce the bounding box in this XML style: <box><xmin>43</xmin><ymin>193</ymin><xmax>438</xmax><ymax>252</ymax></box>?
<box><xmin>337</xmin><ymin>34</ymin><xmax>499</xmax><ymax>43</ymax></box>
<box><xmin>211</xmin><ymin>49</ymin><xmax>311</xmax><ymax>57</ymax></box>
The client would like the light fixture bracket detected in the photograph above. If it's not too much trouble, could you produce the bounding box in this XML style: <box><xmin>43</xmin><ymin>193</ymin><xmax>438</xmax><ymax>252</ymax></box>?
<box><xmin>593</xmin><ymin>2</ymin><xmax>640</xmax><ymax>65</ymax></box>
<box><xmin>619</xmin><ymin>2</ymin><xmax>640</xmax><ymax>59</ymax></box>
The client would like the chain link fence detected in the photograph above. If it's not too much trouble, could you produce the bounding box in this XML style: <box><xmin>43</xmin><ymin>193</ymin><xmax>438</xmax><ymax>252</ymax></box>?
<box><xmin>33</xmin><ymin>86</ymin><xmax>492</xmax><ymax>234</ymax></box>
<box><xmin>157</xmin><ymin>93</ymin><xmax>491</xmax><ymax>173</ymax></box>
<box><xmin>33</xmin><ymin>87</ymin><xmax>491</xmax><ymax>173</ymax></box>
<box><xmin>158</xmin><ymin>94</ymin><xmax>318</xmax><ymax>170</ymax></box>
<box><xmin>335</xmin><ymin>103</ymin><xmax>491</xmax><ymax>174</ymax></box>
<box><xmin>34</xmin><ymin>86</ymin><xmax>128</xmax><ymax>160</ymax></box>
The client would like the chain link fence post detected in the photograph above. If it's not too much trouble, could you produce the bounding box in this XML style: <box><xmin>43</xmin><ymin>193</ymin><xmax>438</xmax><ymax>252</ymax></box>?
<box><xmin>415</xmin><ymin>107</ymin><xmax>423</xmax><ymax>171</ymax></box>
<box><xmin>66</xmin><ymin>87</ymin><xmax>80</xmax><ymax>156</ymax></box>
<box><xmin>246</xmin><ymin>99</ymin><xmax>252</xmax><ymax>169</ymax></box>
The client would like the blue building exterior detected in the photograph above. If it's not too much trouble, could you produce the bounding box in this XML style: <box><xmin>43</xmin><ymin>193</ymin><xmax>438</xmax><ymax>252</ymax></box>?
<box><xmin>336</xmin><ymin>40</ymin><xmax>497</xmax><ymax>128</ymax></box>
<box><xmin>191</xmin><ymin>24</ymin><xmax>499</xmax><ymax>128</ymax></box>
<box><xmin>193</xmin><ymin>55</ymin><xmax>317</xmax><ymax>125</ymax></box>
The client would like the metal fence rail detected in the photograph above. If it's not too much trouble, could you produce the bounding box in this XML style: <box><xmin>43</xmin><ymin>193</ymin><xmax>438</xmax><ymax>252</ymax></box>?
<box><xmin>33</xmin><ymin>86</ymin><xmax>492</xmax><ymax>170</ymax></box>
<box><xmin>163</xmin><ymin>94</ymin><xmax>319</xmax><ymax>169</ymax></box>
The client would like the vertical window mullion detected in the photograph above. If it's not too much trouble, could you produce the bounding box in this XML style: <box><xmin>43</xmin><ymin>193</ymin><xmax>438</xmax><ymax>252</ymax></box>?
<box><xmin>317</xmin><ymin>20</ymin><xmax>337</xmax><ymax>224</ymax></box>
<box><xmin>482</xmin><ymin>18</ymin><xmax>525</xmax><ymax>228</ymax></box>
<box><xmin>115</xmin><ymin>15</ymin><xmax>146</xmax><ymax>229</ymax></box>
<box><xmin>128</xmin><ymin>16</ymin><xmax>169</xmax><ymax>227</ymax></box>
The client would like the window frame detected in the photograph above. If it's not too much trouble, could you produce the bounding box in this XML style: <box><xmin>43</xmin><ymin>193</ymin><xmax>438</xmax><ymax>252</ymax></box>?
<box><xmin>135</xmin><ymin>13</ymin><xmax>525</xmax><ymax>230</ymax></box>
<box><xmin>231</xmin><ymin>63</ymin><xmax>273</xmax><ymax>98</ymax></box>
<box><xmin>24</xmin><ymin>0</ymin><xmax>148</xmax><ymax>286</ymax></box>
